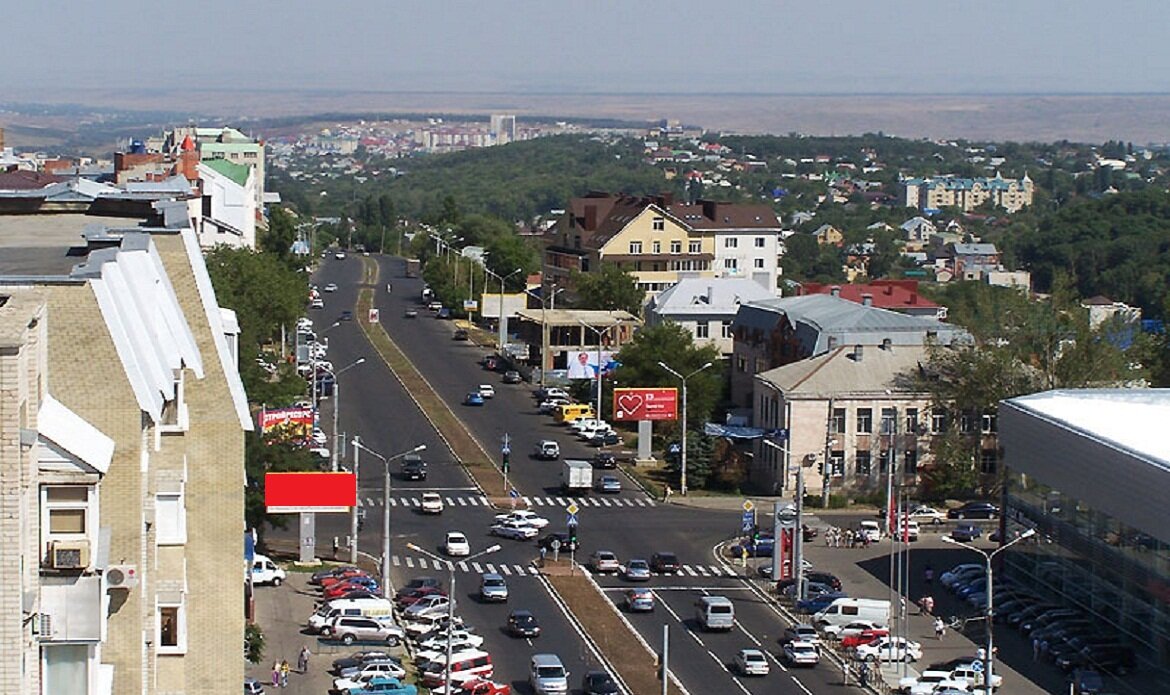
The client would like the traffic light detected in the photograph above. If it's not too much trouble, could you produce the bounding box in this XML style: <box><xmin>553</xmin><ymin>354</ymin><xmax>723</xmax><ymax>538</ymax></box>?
<box><xmin>502</xmin><ymin>451</ymin><xmax>510</xmax><ymax>474</ymax></box>
<box><xmin>567</xmin><ymin>523</ymin><xmax>578</xmax><ymax>545</ymax></box>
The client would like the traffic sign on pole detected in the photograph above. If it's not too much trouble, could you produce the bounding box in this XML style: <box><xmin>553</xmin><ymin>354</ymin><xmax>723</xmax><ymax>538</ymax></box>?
<box><xmin>566</xmin><ymin>513</ymin><xmax>579</xmax><ymax>526</ymax></box>
<box><xmin>566</xmin><ymin>502</ymin><xmax>580</xmax><ymax>515</ymax></box>
<box><xmin>741</xmin><ymin>511</ymin><xmax>754</xmax><ymax>534</ymax></box>
<box><xmin>509</xmin><ymin>489</ymin><xmax>520</xmax><ymax>499</ymax></box>
<box><xmin>742</xmin><ymin>500</ymin><xmax>755</xmax><ymax>513</ymax></box>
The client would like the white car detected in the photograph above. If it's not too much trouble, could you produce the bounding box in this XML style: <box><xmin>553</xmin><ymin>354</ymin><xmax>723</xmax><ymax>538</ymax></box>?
<box><xmin>569</xmin><ymin>418</ymin><xmax>607</xmax><ymax>433</ymax></box>
<box><xmin>415</xmin><ymin>629</ymin><xmax>484</xmax><ymax>651</ymax></box>
<box><xmin>857</xmin><ymin>519</ymin><xmax>882</xmax><ymax>543</ymax></box>
<box><xmin>494</xmin><ymin>510</ymin><xmax>550</xmax><ymax>529</ymax></box>
<box><xmin>310</xmin><ymin>297</ymin><xmax>325</xmax><ymax>309</ymax></box>
<box><xmin>335</xmin><ymin>251</ymin><xmax>347</xmax><ymax>259</ymax></box>
<box><xmin>543</xmin><ymin>387</ymin><xmax>571</xmax><ymax>400</ymax></box>
<box><xmin>324</xmin><ymin>283</ymin><xmax>338</xmax><ymax>292</ymax></box>
<box><xmin>404</xmin><ymin>594</ymin><xmax>455</xmax><ymax>618</ymax></box>
<box><xmin>733</xmin><ymin>648</ymin><xmax>771</xmax><ymax>676</ymax></box>
<box><xmin>310</xmin><ymin>428</ymin><xmax>328</xmax><ymax>446</ymax></box>
<box><xmin>855</xmin><ymin>637</ymin><xmax>922</xmax><ymax>663</ymax></box>
<box><xmin>421</xmin><ymin>492</ymin><xmax>444</xmax><ymax>514</ymax></box>
<box><xmin>297</xmin><ymin>317</ymin><xmax>314</xmax><ymax>330</ymax></box>
<box><xmin>490</xmin><ymin>520</ymin><xmax>539</xmax><ymax>540</ymax></box>
<box><xmin>898</xmin><ymin>670</ymin><xmax>971</xmax><ymax>694</ymax></box>
<box><xmin>444</xmin><ymin>531</ymin><xmax>470</xmax><ymax>556</ymax></box>
<box><xmin>576</xmin><ymin>422</ymin><xmax>614</xmax><ymax>440</ymax></box>
<box><xmin>906</xmin><ymin>505</ymin><xmax>948</xmax><ymax>525</ymax></box>
<box><xmin>478</xmin><ymin>384</ymin><xmax>495</xmax><ymax>399</ymax></box>
<box><xmin>782</xmin><ymin>641</ymin><xmax>820</xmax><ymax>667</ymax></box>
<box><xmin>333</xmin><ymin>661</ymin><xmax>407</xmax><ymax>690</ymax></box>
<box><xmin>820</xmin><ymin>619</ymin><xmax>886</xmax><ymax>641</ymax></box>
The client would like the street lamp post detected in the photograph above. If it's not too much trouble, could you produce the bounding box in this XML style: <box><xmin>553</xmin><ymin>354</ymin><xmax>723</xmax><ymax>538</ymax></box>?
<box><xmin>406</xmin><ymin>542</ymin><xmax>500</xmax><ymax>694</ymax></box>
<box><xmin>942</xmin><ymin>527</ymin><xmax>1036</xmax><ymax>691</ymax></box>
<box><xmin>657</xmin><ymin>361</ymin><xmax>714</xmax><ymax>496</ymax></box>
<box><xmin>350</xmin><ymin>441</ymin><xmax>428</xmax><ymax>585</ymax></box>
<box><xmin>579</xmin><ymin>319</ymin><xmax>623</xmax><ymax>421</ymax></box>
<box><xmin>331</xmin><ymin>358</ymin><xmax>367</xmax><ymax>472</ymax></box>
<box><xmin>485</xmin><ymin>267</ymin><xmax>522</xmax><ymax>350</ymax></box>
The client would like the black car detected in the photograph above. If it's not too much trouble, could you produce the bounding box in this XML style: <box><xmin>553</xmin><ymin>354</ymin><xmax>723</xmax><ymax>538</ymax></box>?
<box><xmin>339</xmin><ymin>310</ymin><xmax>354</xmax><ymax>321</ymax></box>
<box><xmin>537</xmin><ymin>532</ymin><xmax>579</xmax><ymax>553</ymax></box>
<box><xmin>947</xmin><ymin>501</ymin><xmax>999</xmax><ymax>519</ymax></box>
<box><xmin>776</xmin><ymin>571</ymin><xmax>843</xmax><ymax>594</ymax></box>
<box><xmin>401</xmin><ymin>455</ymin><xmax>427</xmax><ymax>481</ymax></box>
<box><xmin>582</xmin><ymin>670</ymin><xmax>621</xmax><ymax>695</ymax></box>
<box><xmin>503</xmin><ymin>370</ymin><xmax>523</xmax><ymax>384</ymax></box>
<box><xmin>592</xmin><ymin>452</ymin><xmax>617</xmax><ymax>469</ymax></box>
<box><xmin>507</xmin><ymin>609</ymin><xmax>541</xmax><ymax>638</ymax></box>
<box><xmin>393</xmin><ymin>576</ymin><xmax>441</xmax><ymax>600</ymax></box>
<box><xmin>453</xmin><ymin>328</ymin><xmax>469</xmax><ymax>340</ymax></box>
<box><xmin>1070</xmin><ymin>643</ymin><xmax>1136</xmax><ymax>674</ymax></box>
<box><xmin>649</xmin><ymin>552</ymin><xmax>681</xmax><ymax>574</ymax></box>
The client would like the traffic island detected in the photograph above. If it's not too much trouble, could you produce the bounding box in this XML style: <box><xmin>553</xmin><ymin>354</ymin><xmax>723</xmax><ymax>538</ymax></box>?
<box><xmin>545</xmin><ymin>571</ymin><xmax>685</xmax><ymax>695</ymax></box>
<box><xmin>354</xmin><ymin>278</ymin><xmax>507</xmax><ymax>499</ymax></box>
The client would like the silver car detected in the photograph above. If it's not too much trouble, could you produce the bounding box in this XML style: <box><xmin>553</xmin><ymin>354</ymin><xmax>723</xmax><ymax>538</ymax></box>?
<box><xmin>479</xmin><ymin>573</ymin><xmax>509</xmax><ymax>602</ymax></box>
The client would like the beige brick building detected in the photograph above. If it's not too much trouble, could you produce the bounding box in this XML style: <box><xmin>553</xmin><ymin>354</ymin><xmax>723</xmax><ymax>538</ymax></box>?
<box><xmin>0</xmin><ymin>199</ymin><xmax>251</xmax><ymax>694</ymax></box>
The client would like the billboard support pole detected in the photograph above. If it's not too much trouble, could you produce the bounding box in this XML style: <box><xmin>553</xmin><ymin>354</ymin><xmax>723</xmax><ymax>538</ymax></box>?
<box><xmin>298</xmin><ymin>511</ymin><xmax>316</xmax><ymax>563</ymax></box>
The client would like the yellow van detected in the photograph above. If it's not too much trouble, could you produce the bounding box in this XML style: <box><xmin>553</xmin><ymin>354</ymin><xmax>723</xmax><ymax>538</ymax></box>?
<box><xmin>555</xmin><ymin>403</ymin><xmax>595</xmax><ymax>424</ymax></box>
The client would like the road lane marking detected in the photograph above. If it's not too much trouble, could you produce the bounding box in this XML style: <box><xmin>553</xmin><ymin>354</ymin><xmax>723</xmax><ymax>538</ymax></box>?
<box><xmin>600</xmin><ymin>498</ymin><xmax>612</xmax><ymax>506</ymax></box>
<box><xmin>479</xmin><ymin>496</ymin><xmax>489</xmax><ymax>505</ymax></box>
<box><xmin>392</xmin><ymin>556</ymin><xmax>401</xmax><ymax>566</ymax></box>
<box><xmin>445</xmin><ymin>497</ymin><xmax>455</xmax><ymax>505</ymax></box>
<box><xmin>405</xmin><ymin>557</ymin><xmax>414</xmax><ymax>568</ymax></box>
<box><xmin>417</xmin><ymin>558</ymin><xmax>428</xmax><ymax>569</ymax></box>
<box><xmin>500</xmin><ymin>565</ymin><xmax>512</xmax><ymax>576</ymax></box>
<box><xmin>457</xmin><ymin>497</ymin><xmax>467</xmax><ymax>506</ymax></box>
<box><xmin>471</xmin><ymin>562</ymin><xmax>482</xmax><ymax>573</ymax></box>
<box><xmin>388</xmin><ymin>498</ymin><xmax>397</xmax><ymax>506</ymax></box>
<box><xmin>485</xmin><ymin>563</ymin><xmax>496</xmax><ymax>574</ymax></box>
<box><xmin>523</xmin><ymin>496</ymin><xmax>532</xmax><ymax>505</ymax></box>
<box><xmin>458</xmin><ymin>561</ymin><xmax>469</xmax><ymax>572</ymax></box>
<box><xmin>790</xmin><ymin>676</ymin><xmax>813</xmax><ymax>695</ymax></box>
<box><xmin>705</xmin><ymin>651</ymin><xmax>751</xmax><ymax>695</ymax></box>
<box><xmin>555</xmin><ymin>497</ymin><xmax>566</xmax><ymax>506</ymax></box>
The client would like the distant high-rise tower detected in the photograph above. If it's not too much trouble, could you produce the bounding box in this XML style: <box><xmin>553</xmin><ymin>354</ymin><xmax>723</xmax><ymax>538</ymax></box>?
<box><xmin>0</xmin><ymin>126</ymin><xmax>5</xmax><ymax>149</ymax></box>
<box><xmin>490</xmin><ymin>114</ymin><xmax>516</xmax><ymax>145</ymax></box>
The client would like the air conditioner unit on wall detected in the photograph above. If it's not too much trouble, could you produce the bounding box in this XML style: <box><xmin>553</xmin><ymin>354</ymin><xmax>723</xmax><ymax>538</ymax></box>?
<box><xmin>49</xmin><ymin>540</ymin><xmax>90</xmax><ymax>570</ymax></box>
<box><xmin>105</xmin><ymin>565</ymin><xmax>138</xmax><ymax>589</ymax></box>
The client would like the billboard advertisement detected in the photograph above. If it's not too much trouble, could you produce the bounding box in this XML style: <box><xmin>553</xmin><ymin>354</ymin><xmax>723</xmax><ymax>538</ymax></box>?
<box><xmin>258</xmin><ymin>407</ymin><xmax>314</xmax><ymax>442</ymax></box>
<box><xmin>567</xmin><ymin>350</ymin><xmax>617</xmax><ymax>380</ymax></box>
<box><xmin>612</xmin><ymin>387</ymin><xmax>679</xmax><ymax>421</ymax></box>
<box><xmin>265</xmin><ymin>472</ymin><xmax>356</xmax><ymax>513</ymax></box>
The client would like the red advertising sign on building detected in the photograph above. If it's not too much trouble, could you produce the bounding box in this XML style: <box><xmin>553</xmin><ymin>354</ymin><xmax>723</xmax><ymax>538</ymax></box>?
<box><xmin>265</xmin><ymin>472</ymin><xmax>356</xmax><ymax>513</ymax></box>
<box><xmin>612</xmin><ymin>387</ymin><xmax>679</xmax><ymax>421</ymax></box>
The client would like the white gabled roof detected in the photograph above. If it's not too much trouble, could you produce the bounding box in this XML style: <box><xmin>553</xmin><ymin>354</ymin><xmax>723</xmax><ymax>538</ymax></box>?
<box><xmin>38</xmin><ymin>394</ymin><xmax>115</xmax><ymax>474</ymax></box>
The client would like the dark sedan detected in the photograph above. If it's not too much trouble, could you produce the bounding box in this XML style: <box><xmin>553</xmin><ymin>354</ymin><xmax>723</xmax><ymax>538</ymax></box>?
<box><xmin>507</xmin><ymin>609</ymin><xmax>541</xmax><ymax>638</ymax></box>
<box><xmin>950</xmin><ymin>524</ymin><xmax>982</xmax><ymax>542</ymax></box>
<box><xmin>947</xmin><ymin>501</ymin><xmax>999</xmax><ymax>519</ymax></box>
<box><xmin>582</xmin><ymin>670</ymin><xmax>621</xmax><ymax>695</ymax></box>
<box><xmin>649</xmin><ymin>552</ymin><xmax>681</xmax><ymax>574</ymax></box>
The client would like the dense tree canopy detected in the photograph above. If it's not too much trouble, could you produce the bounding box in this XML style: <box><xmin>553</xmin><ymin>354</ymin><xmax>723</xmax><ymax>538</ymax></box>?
<box><xmin>614</xmin><ymin>322</ymin><xmax>723</xmax><ymax>430</ymax></box>
<box><xmin>572</xmin><ymin>265</ymin><xmax>645</xmax><ymax>315</ymax></box>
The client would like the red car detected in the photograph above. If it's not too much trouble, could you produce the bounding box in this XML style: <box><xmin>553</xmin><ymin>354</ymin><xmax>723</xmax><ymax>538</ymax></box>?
<box><xmin>394</xmin><ymin>586</ymin><xmax>446</xmax><ymax>607</ymax></box>
<box><xmin>322</xmin><ymin>578</ymin><xmax>380</xmax><ymax>600</ymax></box>
<box><xmin>840</xmin><ymin>628</ymin><xmax>889</xmax><ymax>649</ymax></box>
<box><xmin>318</xmin><ymin>568</ymin><xmax>369</xmax><ymax>588</ymax></box>
<box><xmin>457</xmin><ymin>679</ymin><xmax>511</xmax><ymax>695</ymax></box>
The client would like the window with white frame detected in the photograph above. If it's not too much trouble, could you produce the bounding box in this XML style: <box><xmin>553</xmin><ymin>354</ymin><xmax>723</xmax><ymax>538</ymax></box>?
<box><xmin>724</xmin><ymin>258</ymin><xmax>738</xmax><ymax>270</ymax></box>
<box><xmin>628</xmin><ymin>241</ymin><xmax>642</xmax><ymax>254</ymax></box>
<box><xmin>43</xmin><ymin>485</ymin><xmax>92</xmax><ymax>541</ymax></box>
<box><xmin>670</xmin><ymin>240</ymin><xmax>681</xmax><ymax>254</ymax></box>
<box><xmin>695</xmin><ymin>321</ymin><xmax>709</xmax><ymax>338</ymax></box>
<box><xmin>159</xmin><ymin>369</ymin><xmax>188</xmax><ymax>432</ymax></box>
<box><xmin>688</xmin><ymin>240</ymin><xmax>701</xmax><ymax>254</ymax></box>
<box><xmin>156</xmin><ymin>486</ymin><xmax>187</xmax><ymax>545</ymax></box>
<box><xmin>652</xmin><ymin>240</ymin><xmax>661</xmax><ymax>254</ymax></box>
<box><xmin>724</xmin><ymin>237</ymin><xmax>738</xmax><ymax>248</ymax></box>
<box><xmin>930</xmin><ymin>410</ymin><xmax>948</xmax><ymax>434</ymax></box>
<box><xmin>721</xmin><ymin>321</ymin><xmax>733</xmax><ymax>338</ymax></box>
<box><xmin>981</xmin><ymin>412</ymin><xmax>998</xmax><ymax>434</ymax></box>
<box><xmin>755</xmin><ymin>237</ymin><xmax>766</xmax><ymax>248</ymax></box>
<box><xmin>157</xmin><ymin>601</ymin><xmax>186</xmax><ymax>654</ymax></box>
<box><xmin>652</xmin><ymin>217</ymin><xmax>665</xmax><ymax>231</ymax></box>
<box><xmin>754</xmin><ymin>258</ymin><xmax>765</xmax><ymax>268</ymax></box>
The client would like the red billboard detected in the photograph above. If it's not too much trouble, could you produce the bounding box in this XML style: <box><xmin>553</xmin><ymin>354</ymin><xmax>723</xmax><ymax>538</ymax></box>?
<box><xmin>265</xmin><ymin>472</ymin><xmax>356</xmax><ymax>513</ymax></box>
<box><xmin>612</xmin><ymin>388</ymin><xmax>679</xmax><ymax>421</ymax></box>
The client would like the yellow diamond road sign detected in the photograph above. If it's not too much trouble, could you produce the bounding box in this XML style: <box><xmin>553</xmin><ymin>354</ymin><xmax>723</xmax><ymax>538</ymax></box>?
<box><xmin>566</xmin><ymin>503</ymin><xmax>579</xmax><ymax>515</ymax></box>
<box><xmin>742</xmin><ymin>500</ymin><xmax>754</xmax><ymax>512</ymax></box>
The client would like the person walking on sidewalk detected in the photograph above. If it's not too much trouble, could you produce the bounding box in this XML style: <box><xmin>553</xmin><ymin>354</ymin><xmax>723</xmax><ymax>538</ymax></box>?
<box><xmin>280</xmin><ymin>660</ymin><xmax>290</xmax><ymax>687</ymax></box>
<box><xmin>271</xmin><ymin>662</ymin><xmax>280</xmax><ymax>688</ymax></box>
<box><xmin>298</xmin><ymin>645</ymin><xmax>310</xmax><ymax>674</ymax></box>
<box><xmin>934</xmin><ymin>616</ymin><xmax>947</xmax><ymax>640</ymax></box>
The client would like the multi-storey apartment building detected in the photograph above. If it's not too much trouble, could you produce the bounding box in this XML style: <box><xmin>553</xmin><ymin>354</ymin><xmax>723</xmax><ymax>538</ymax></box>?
<box><xmin>901</xmin><ymin>172</ymin><xmax>1034</xmax><ymax>212</ymax></box>
<box><xmin>0</xmin><ymin>196</ymin><xmax>251</xmax><ymax>694</ymax></box>
<box><xmin>542</xmin><ymin>193</ymin><xmax>783</xmax><ymax>300</ymax></box>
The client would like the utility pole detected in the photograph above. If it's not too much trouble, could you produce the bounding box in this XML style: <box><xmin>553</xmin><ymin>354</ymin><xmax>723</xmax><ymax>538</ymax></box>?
<box><xmin>822</xmin><ymin>398</ymin><xmax>835</xmax><ymax>508</ymax></box>
<box><xmin>350</xmin><ymin>437</ymin><xmax>361</xmax><ymax>563</ymax></box>
<box><xmin>661</xmin><ymin>624</ymin><xmax>670</xmax><ymax>695</ymax></box>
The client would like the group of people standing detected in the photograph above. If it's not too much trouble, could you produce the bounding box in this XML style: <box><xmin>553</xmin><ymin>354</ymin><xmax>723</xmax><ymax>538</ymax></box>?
<box><xmin>822</xmin><ymin>526</ymin><xmax>873</xmax><ymax>548</ymax></box>
<box><xmin>271</xmin><ymin>647</ymin><xmax>311</xmax><ymax>688</ymax></box>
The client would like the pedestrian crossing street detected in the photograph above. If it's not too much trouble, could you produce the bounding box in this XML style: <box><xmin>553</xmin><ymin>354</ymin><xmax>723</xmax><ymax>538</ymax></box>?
<box><xmin>358</xmin><ymin>494</ymin><xmax>656</xmax><ymax>509</ymax></box>
<box><xmin>387</xmin><ymin>553</ymin><xmax>740</xmax><ymax>580</ymax></box>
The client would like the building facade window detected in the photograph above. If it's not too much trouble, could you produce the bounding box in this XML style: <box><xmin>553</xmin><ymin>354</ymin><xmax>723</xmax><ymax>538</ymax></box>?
<box><xmin>930</xmin><ymin>410</ymin><xmax>948</xmax><ymax>434</ymax></box>
<box><xmin>736</xmin><ymin>355</ymin><xmax>746</xmax><ymax>372</ymax></box>
<box><xmin>856</xmin><ymin>408</ymin><xmax>873</xmax><ymax>434</ymax></box>
<box><xmin>980</xmin><ymin>449</ymin><xmax>998</xmax><ymax>475</ymax></box>
<box><xmin>156</xmin><ymin>489</ymin><xmax>187</xmax><ymax>545</ymax></box>
<box><xmin>880</xmin><ymin>407</ymin><xmax>897</xmax><ymax>435</ymax></box>
<box><xmin>754</xmin><ymin>258</ymin><xmax>765</xmax><ymax>268</ymax></box>
<box><xmin>905</xmin><ymin>408</ymin><xmax>919</xmax><ymax>433</ymax></box>
<box><xmin>687</xmin><ymin>240</ymin><xmax>700</xmax><ymax>254</ymax></box>
<box><xmin>878</xmin><ymin>448</ymin><xmax>891</xmax><ymax>473</ymax></box>
<box><xmin>960</xmin><ymin>411</ymin><xmax>978</xmax><ymax>434</ymax></box>
<box><xmin>628</xmin><ymin>241</ymin><xmax>642</xmax><ymax>254</ymax></box>
<box><xmin>652</xmin><ymin>241</ymin><xmax>661</xmax><ymax>254</ymax></box>
<box><xmin>157</xmin><ymin>602</ymin><xmax>186</xmax><ymax>654</ymax></box>
<box><xmin>982</xmin><ymin>412</ymin><xmax>998</xmax><ymax>434</ymax></box>
<box><xmin>695</xmin><ymin>321</ymin><xmax>709</xmax><ymax>339</ymax></box>
<box><xmin>652</xmin><ymin>217</ymin><xmax>665</xmax><ymax>231</ymax></box>
<box><xmin>855</xmin><ymin>451</ymin><xmax>872</xmax><ymax>477</ymax></box>
<box><xmin>670</xmin><ymin>240</ymin><xmax>682</xmax><ymax>254</ymax></box>
<box><xmin>830</xmin><ymin>408</ymin><xmax>846</xmax><ymax>434</ymax></box>
<box><xmin>829</xmin><ymin>451</ymin><xmax>845</xmax><ymax>477</ymax></box>
<box><xmin>755</xmin><ymin>236</ymin><xmax>767</xmax><ymax>248</ymax></box>
<box><xmin>724</xmin><ymin>258</ymin><xmax>738</xmax><ymax>270</ymax></box>
<box><xmin>721</xmin><ymin>321</ymin><xmax>733</xmax><ymax>338</ymax></box>
<box><xmin>904</xmin><ymin>449</ymin><xmax>918</xmax><ymax>475</ymax></box>
<box><xmin>724</xmin><ymin>237</ymin><xmax>738</xmax><ymax>248</ymax></box>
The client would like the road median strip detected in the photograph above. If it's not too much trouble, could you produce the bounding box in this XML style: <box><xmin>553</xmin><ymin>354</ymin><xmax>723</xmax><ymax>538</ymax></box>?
<box><xmin>354</xmin><ymin>281</ymin><xmax>507</xmax><ymax>499</ymax></box>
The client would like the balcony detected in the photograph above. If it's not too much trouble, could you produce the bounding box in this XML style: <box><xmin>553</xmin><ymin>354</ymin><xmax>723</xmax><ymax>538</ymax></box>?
<box><xmin>40</xmin><ymin>574</ymin><xmax>103</xmax><ymax>642</ymax></box>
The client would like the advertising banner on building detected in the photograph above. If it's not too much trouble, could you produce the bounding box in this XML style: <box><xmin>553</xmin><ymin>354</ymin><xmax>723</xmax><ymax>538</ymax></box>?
<box><xmin>257</xmin><ymin>407</ymin><xmax>314</xmax><ymax>442</ymax></box>
<box><xmin>265</xmin><ymin>472</ymin><xmax>356</xmax><ymax>513</ymax></box>
<box><xmin>567</xmin><ymin>350</ymin><xmax>616</xmax><ymax>380</ymax></box>
<box><xmin>612</xmin><ymin>387</ymin><xmax>679</xmax><ymax>421</ymax></box>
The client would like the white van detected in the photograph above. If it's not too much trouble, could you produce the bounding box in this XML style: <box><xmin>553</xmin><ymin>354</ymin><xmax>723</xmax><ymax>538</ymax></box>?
<box><xmin>250</xmin><ymin>554</ymin><xmax>286</xmax><ymax>586</ymax></box>
<box><xmin>307</xmin><ymin>597</ymin><xmax>394</xmax><ymax>632</ymax></box>
<box><xmin>420</xmin><ymin>649</ymin><xmax>493</xmax><ymax>688</ymax></box>
<box><xmin>695</xmin><ymin>595</ymin><xmax>735</xmax><ymax>631</ymax></box>
<box><xmin>813</xmin><ymin>598</ymin><xmax>891</xmax><ymax>630</ymax></box>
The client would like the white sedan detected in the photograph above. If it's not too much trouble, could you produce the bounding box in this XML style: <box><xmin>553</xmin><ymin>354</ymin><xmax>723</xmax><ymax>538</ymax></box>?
<box><xmin>854</xmin><ymin>637</ymin><xmax>922</xmax><ymax>663</ymax></box>
<box><xmin>324</xmin><ymin>283</ymin><xmax>339</xmax><ymax>293</ymax></box>
<box><xmin>494</xmin><ymin>510</ymin><xmax>549</xmax><ymax>529</ymax></box>
<box><xmin>820</xmin><ymin>619</ymin><xmax>886</xmax><ymax>640</ymax></box>
<box><xmin>421</xmin><ymin>493</ymin><xmax>444</xmax><ymax>514</ymax></box>
<box><xmin>906</xmin><ymin>505</ymin><xmax>948</xmax><ymax>525</ymax></box>
<box><xmin>490</xmin><ymin>520</ymin><xmax>539</xmax><ymax>540</ymax></box>
<box><xmin>444</xmin><ymin>531</ymin><xmax>470</xmax><ymax>556</ymax></box>
<box><xmin>733</xmin><ymin>648</ymin><xmax>770</xmax><ymax>676</ymax></box>
<box><xmin>782</xmin><ymin>641</ymin><xmax>820</xmax><ymax>667</ymax></box>
<box><xmin>415</xmin><ymin>629</ymin><xmax>483</xmax><ymax>651</ymax></box>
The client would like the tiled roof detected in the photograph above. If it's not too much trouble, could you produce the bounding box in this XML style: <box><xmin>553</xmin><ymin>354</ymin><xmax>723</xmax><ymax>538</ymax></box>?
<box><xmin>798</xmin><ymin>281</ymin><xmax>939</xmax><ymax>310</ymax></box>
<box><xmin>0</xmin><ymin>169</ymin><xmax>64</xmax><ymax>190</ymax></box>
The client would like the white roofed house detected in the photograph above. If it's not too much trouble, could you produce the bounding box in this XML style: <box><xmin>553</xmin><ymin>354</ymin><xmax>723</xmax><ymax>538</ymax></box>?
<box><xmin>646</xmin><ymin>277</ymin><xmax>775</xmax><ymax>355</ymax></box>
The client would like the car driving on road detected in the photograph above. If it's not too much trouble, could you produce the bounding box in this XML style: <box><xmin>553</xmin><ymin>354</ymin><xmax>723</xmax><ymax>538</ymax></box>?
<box><xmin>734</xmin><ymin>648</ymin><xmax>771</xmax><ymax>675</ymax></box>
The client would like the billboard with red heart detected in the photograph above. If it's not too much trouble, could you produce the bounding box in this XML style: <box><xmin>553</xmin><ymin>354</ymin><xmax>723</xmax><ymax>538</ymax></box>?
<box><xmin>613</xmin><ymin>387</ymin><xmax>679</xmax><ymax>421</ymax></box>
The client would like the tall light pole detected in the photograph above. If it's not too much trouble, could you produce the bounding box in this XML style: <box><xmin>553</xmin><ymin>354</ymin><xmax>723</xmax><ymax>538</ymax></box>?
<box><xmin>942</xmin><ymin>527</ymin><xmax>1036</xmax><ymax>691</ymax></box>
<box><xmin>657</xmin><ymin>361</ymin><xmax>714</xmax><ymax>496</ymax></box>
<box><xmin>579</xmin><ymin>318</ymin><xmax>623</xmax><ymax>420</ymax></box>
<box><xmin>524</xmin><ymin>286</ymin><xmax>565</xmax><ymax>388</ymax></box>
<box><xmin>352</xmin><ymin>441</ymin><xmax>427</xmax><ymax>585</ymax></box>
<box><xmin>331</xmin><ymin>358</ymin><xmax>366</xmax><ymax>472</ymax></box>
<box><xmin>406</xmin><ymin>542</ymin><xmax>500</xmax><ymax>694</ymax></box>
<box><xmin>486</xmin><ymin>267</ymin><xmax>523</xmax><ymax>350</ymax></box>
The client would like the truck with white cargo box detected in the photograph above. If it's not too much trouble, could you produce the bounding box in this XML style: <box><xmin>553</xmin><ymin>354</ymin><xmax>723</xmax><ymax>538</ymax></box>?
<box><xmin>561</xmin><ymin>459</ymin><xmax>593</xmax><ymax>493</ymax></box>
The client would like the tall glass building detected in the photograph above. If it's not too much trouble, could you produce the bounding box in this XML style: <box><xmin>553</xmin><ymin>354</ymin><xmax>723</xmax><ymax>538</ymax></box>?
<box><xmin>1000</xmin><ymin>390</ymin><xmax>1170</xmax><ymax>676</ymax></box>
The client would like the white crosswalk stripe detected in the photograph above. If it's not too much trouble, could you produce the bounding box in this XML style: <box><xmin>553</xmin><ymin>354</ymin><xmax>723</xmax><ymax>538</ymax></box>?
<box><xmin>457</xmin><ymin>497</ymin><xmax>467</xmax><ymax>506</ymax></box>
<box><xmin>471</xmin><ymin>562</ymin><xmax>482</xmax><ymax>573</ymax></box>
<box><xmin>445</xmin><ymin>497</ymin><xmax>455</xmax><ymax>505</ymax></box>
<box><xmin>696</xmin><ymin>566</ymin><xmax>710</xmax><ymax>576</ymax></box>
<box><xmin>555</xmin><ymin>497</ymin><xmax>567</xmax><ymax>506</ymax></box>
<box><xmin>363</xmin><ymin>492</ymin><xmax>658</xmax><ymax>509</ymax></box>
<box><xmin>417</xmin><ymin>558</ymin><xmax>428</xmax><ymax>569</ymax></box>
<box><xmin>485</xmin><ymin>563</ymin><xmax>497</xmax><ymax>574</ymax></box>
<box><xmin>458</xmin><ymin>561</ymin><xmax>469</xmax><ymax>572</ymax></box>
<box><xmin>499</xmin><ymin>565</ymin><xmax>511</xmax><ymax>576</ymax></box>
<box><xmin>387</xmin><ymin>498</ymin><xmax>397</xmax><ymax>507</ymax></box>
<box><xmin>683</xmin><ymin>566</ymin><xmax>698</xmax><ymax>576</ymax></box>
<box><xmin>479</xmin><ymin>496</ymin><xmax>490</xmax><ymax>506</ymax></box>
<box><xmin>514</xmin><ymin>565</ymin><xmax>527</xmax><ymax>575</ymax></box>
<box><xmin>522</xmin><ymin>496</ymin><xmax>533</xmax><ymax>505</ymax></box>
<box><xmin>405</xmin><ymin>557</ymin><xmax>414</xmax><ymax>568</ymax></box>
<box><xmin>527</xmin><ymin>565</ymin><xmax>539</xmax><ymax>575</ymax></box>
<box><xmin>400</xmin><ymin>497</ymin><xmax>411</xmax><ymax>506</ymax></box>
<box><xmin>392</xmin><ymin>556</ymin><xmax>401</xmax><ymax>567</ymax></box>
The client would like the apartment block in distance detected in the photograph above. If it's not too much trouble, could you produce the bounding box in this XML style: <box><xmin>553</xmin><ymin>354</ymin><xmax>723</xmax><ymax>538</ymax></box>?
<box><xmin>0</xmin><ymin>197</ymin><xmax>252</xmax><ymax>694</ymax></box>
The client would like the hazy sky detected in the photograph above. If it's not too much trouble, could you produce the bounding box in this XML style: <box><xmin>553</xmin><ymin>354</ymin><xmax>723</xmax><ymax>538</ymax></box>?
<box><xmin>5</xmin><ymin>0</ymin><xmax>1169</xmax><ymax>95</ymax></box>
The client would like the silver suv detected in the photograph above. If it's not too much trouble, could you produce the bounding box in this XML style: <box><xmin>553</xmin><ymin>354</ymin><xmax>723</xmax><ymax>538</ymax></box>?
<box><xmin>530</xmin><ymin>653</ymin><xmax>569</xmax><ymax>694</ymax></box>
<box><xmin>322</xmin><ymin>616</ymin><xmax>404</xmax><ymax>646</ymax></box>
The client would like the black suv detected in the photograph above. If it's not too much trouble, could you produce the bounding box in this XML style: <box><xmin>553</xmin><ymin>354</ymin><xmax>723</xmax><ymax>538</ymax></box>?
<box><xmin>947</xmin><ymin>501</ymin><xmax>999</xmax><ymax>519</ymax></box>
<box><xmin>649</xmin><ymin>552</ymin><xmax>681</xmax><ymax>574</ymax></box>
<box><xmin>592</xmin><ymin>452</ymin><xmax>617</xmax><ymax>469</ymax></box>
<box><xmin>401</xmin><ymin>454</ymin><xmax>427</xmax><ymax>481</ymax></box>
